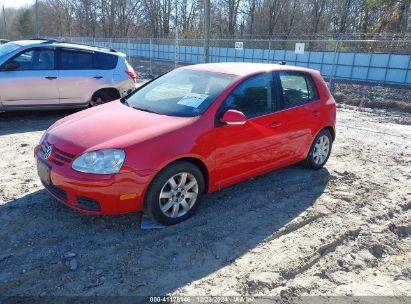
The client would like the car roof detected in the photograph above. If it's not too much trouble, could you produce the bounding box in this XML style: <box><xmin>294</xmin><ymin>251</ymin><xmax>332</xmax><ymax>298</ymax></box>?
<box><xmin>182</xmin><ymin>62</ymin><xmax>319</xmax><ymax>77</ymax></box>
<box><xmin>10</xmin><ymin>40</ymin><xmax>44</xmax><ymax>46</ymax></box>
<box><xmin>10</xmin><ymin>40</ymin><xmax>125</xmax><ymax>56</ymax></box>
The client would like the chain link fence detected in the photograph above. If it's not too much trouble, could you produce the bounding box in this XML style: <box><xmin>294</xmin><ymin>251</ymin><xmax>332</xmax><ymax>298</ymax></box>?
<box><xmin>56</xmin><ymin>36</ymin><xmax>411</xmax><ymax>88</ymax></box>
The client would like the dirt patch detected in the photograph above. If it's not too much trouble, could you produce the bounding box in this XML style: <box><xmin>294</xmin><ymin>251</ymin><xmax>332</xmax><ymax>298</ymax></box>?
<box><xmin>0</xmin><ymin>106</ymin><xmax>410</xmax><ymax>297</ymax></box>
<box><xmin>334</xmin><ymin>82</ymin><xmax>411</xmax><ymax>114</ymax></box>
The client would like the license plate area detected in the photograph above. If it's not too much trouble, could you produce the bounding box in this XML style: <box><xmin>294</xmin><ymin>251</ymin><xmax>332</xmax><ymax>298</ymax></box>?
<box><xmin>37</xmin><ymin>158</ymin><xmax>51</xmax><ymax>185</ymax></box>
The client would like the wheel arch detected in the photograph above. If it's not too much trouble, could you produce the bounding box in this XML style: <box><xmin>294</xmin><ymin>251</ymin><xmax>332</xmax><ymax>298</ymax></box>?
<box><xmin>304</xmin><ymin>125</ymin><xmax>335</xmax><ymax>159</ymax></box>
<box><xmin>142</xmin><ymin>156</ymin><xmax>210</xmax><ymax>212</ymax></box>
<box><xmin>323</xmin><ymin>125</ymin><xmax>336</xmax><ymax>141</ymax></box>
<box><xmin>314</xmin><ymin>125</ymin><xmax>335</xmax><ymax>142</ymax></box>
<box><xmin>149</xmin><ymin>156</ymin><xmax>210</xmax><ymax>194</ymax></box>
<box><xmin>166</xmin><ymin>157</ymin><xmax>209</xmax><ymax>193</ymax></box>
<box><xmin>90</xmin><ymin>87</ymin><xmax>121</xmax><ymax>102</ymax></box>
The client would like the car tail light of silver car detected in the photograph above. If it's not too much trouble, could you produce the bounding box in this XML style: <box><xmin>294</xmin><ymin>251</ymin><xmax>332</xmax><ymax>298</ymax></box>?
<box><xmin>125</xmin><ymin>70</ymin><xmax>136</xmax><ymax>81</ymax></box>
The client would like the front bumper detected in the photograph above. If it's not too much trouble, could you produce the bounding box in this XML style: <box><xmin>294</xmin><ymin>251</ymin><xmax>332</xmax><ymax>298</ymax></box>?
<box><xmin>35</xmin><ymin>151</ymin><xmax>154</xmax><ymax>215</ymax></box>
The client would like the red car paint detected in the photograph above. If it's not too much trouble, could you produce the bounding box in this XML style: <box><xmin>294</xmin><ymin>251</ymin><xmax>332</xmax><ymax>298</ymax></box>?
<box><xmin>34</xmin><ymin>63</ymin><xmax>336</xmax><ymax>215</ymax></box>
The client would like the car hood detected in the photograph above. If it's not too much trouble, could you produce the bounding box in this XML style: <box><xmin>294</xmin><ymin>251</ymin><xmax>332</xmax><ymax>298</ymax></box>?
<box><xmin>47</xmin><ymin>101</ymin><xmax>197</xmax><ymax>154</ymax></box>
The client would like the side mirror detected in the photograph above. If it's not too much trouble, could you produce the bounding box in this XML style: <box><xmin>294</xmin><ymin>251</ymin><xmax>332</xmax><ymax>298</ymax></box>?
<box><xmin>3</xmin><ymin>61</ymin><xmax>20</xmax><ymax>71</ymax></box>
<box><xmin>220</xmin><ymin>109</ymin><xmax>246</xmax><ymax>125</ymax></box>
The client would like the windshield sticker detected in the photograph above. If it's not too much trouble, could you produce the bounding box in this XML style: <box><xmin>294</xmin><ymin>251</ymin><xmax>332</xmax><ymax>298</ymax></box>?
<box><xmin>177</xmin><ymin>93</ymin><xmax>209</xmax><ymax>108</ymax></box>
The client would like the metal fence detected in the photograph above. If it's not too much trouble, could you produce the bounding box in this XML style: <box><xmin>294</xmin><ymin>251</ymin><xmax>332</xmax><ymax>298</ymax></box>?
<box><xmin>57</xmin><ymin>36</ymin><xmax>411</xmax><ymax>88</ymax></box>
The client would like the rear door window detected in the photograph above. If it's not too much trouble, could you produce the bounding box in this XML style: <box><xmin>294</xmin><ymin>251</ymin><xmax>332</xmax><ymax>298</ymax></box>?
<box><xmin>58</xmin><ymin>49</ymin><xmax>118</xmax><ymax>70</ymax></box>
<box><xmin>277</xmin><ymin>72</ymin><xmax>319</xmax><ymax>109</ymax></box>
<box><xmin>59</xmin><ymin>49</ymin><xmax>94</xmax><ymax>70</ymax></box>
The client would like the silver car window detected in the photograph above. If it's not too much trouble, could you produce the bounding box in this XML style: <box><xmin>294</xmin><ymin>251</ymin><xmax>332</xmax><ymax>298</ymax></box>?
<box><xmin>12</xmin><ymin>49</ymin><xmax>55</xmax><ymax>71</ymax></box>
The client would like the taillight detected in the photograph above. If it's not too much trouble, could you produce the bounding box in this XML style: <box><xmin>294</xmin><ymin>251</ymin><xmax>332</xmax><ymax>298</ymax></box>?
<box><xmin>125</xmin><ymin>70</ymin><xmax>136</xmax><ymax>81</ymax></box>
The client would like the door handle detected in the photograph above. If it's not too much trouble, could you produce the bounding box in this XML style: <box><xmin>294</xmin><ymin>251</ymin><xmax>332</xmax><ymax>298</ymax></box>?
<box><xmin>45</xmin><ymin>76</ymin><xmax>58</xmax><ymax>80</ymax></box>
<box><xmin>271</xmin><ymin>121</ymin><xmax>282</xmax><ymax>128</ymax></box>
<box><xmin>94</xmin><ymin>76</ymin><xmax>103</xmax><ymax>79</ymax></box>
<box><xmin>313</xmin><ymin>110</ymin><xmax>320</xmax><ymax>117</ymax></box>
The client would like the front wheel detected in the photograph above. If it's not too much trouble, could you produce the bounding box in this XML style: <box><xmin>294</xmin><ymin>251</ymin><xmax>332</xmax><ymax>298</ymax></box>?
<box><xmin>144</xmin><ymin>161</ymin><xmax>205</xmax><ymax>225</ymax></box>
<box><xmin>302</xmin><ymin>129</ymin><xmax>333</xmax><ymax>170</ymax></box>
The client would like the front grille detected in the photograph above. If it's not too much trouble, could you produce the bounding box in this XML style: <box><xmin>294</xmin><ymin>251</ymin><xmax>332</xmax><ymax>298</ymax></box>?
<box><xmin>40</xmin><ymin>142</ymin><xmax>76</xmax><ymax>166</ymax></box>
<box><xmin>76</xmin><ymin>196</ymin><xmax>101</xmax><ymax>211</ymax></box>
<box><xmin>44</xmin><ymin>182</ymin><xmax>68</xmax><ymax>202</ymax></box>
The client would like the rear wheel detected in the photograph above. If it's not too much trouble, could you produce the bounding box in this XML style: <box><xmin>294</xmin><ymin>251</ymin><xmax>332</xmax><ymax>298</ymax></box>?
<box><xmin>144</xmin><ymin>161</ymin><xmax>205</xmax><ymax>225</ymax></box>
<box><xmin>89</xmin><ymin>91</ymin><xmax>117</xmax><ymax>107</ymax></box>
<box><xmin>302</xmin><ymin>129</ymin><xmax>333</xmax><ymax>170</ymax></box>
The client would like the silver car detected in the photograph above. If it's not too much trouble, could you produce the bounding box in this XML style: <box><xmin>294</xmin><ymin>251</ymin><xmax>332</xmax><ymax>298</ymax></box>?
<box><xmin>0</xmin><ymin>39</ymin><xmax>136</xmax><ymax>111</ymax></box>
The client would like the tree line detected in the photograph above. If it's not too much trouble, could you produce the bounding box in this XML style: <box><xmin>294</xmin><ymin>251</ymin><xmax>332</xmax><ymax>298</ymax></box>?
<box><xmin>1</xmin><ymin>0</ymin><xmax>410</xmax><ymax>40</ymax></box>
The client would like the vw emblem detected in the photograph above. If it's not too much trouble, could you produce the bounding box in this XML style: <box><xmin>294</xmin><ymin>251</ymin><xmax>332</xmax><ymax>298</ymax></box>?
<box><xmin>44</xmin><ymin>145</ymin><xmax>53</xmax><ymax>160</ymax></box>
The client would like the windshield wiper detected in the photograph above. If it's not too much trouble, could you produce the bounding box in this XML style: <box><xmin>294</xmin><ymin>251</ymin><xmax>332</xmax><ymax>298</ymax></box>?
<box><xmin>133</xmin><ymin>106</ymin><xmax>160</xmax><ymax>114</ymax></box>
<box><xmin>121</xmin><ymin>99</ymin><xmax>160</xmax><ymax>114</ymax></box>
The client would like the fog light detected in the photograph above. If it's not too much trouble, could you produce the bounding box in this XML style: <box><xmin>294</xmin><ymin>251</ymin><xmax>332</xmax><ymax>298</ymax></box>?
<box><xmin>120</xmin><ymin>193</ymin><xmax>137</xmax><ymax>200</ymax></box>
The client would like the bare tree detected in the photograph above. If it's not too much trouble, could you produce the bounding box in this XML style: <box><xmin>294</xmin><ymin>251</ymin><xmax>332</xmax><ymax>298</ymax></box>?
<box><xmin>4</xmin><ymin>0</ymin><xmax>409</xmax><ymax>39</ymax></box>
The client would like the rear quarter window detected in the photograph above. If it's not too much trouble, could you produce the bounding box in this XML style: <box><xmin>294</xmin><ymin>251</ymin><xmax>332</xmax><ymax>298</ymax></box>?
<box><xmin>94</xmin><ymin>52</ymin><xmax>118</xmax><ymax>70</ymax></box>
<box><xmin>278</xmin><ymin>71</ymin><xmax>319</xmax><ymax>109</ymax></box>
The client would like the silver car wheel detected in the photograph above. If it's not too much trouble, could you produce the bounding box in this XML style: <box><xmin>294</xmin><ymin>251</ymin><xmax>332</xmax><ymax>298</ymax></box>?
<box><xmin>313</xmin><ymin>135</ymin><xmax>330</xmax><ymax>165</ymax></box>
<box><xmin>159</xmin><ymin>172</ymin><xmax>199</xmax><ymax>218</ymax></box>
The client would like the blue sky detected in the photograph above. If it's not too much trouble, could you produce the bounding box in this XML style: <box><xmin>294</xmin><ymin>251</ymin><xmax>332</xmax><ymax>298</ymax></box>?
<box><xmin>1</xmin><ymin>0</ymin><xmax>34</xmax><ymax>8</ymax></box>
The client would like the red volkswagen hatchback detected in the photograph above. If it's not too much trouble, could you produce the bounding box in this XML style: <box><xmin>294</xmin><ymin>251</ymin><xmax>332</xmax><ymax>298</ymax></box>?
<box><xmin>35</xmin><ymin>63</ymin><xmax>336</xmax><ymax>225</ymax></box>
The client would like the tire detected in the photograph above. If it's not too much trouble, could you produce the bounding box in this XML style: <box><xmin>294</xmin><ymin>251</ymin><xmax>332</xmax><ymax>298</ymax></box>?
<box><xmin>144</xmin><ymin>161</ymin><xmax>205</xmax><ymax>225</ymax></box>
<box><xmin>89</xmin><ymin>91</ymin><xmax>116</xmax><ymax>107</ymax></box>
<box><xmin>302</xmin><ymin>129</ymin><xmax>333</xmax><ymax>170</ymax></box>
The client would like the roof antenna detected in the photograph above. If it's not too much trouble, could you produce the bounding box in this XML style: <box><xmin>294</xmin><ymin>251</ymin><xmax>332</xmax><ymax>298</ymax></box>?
<box><xmin>278</xmin><ymin>61</ymin><xmax>287</xmax><ymax>65</ymax></box>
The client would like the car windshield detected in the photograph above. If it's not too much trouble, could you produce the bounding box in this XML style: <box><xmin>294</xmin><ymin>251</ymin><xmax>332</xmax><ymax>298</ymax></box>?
<box><xmin>0</xmin><ymin>42</ymin><xmax>22</xmax><ymax>57</ymax></box>
<box><xmin>125</xmin><ymin>69</ymin><xmax>237</xmax><ymax>117</ymax></box>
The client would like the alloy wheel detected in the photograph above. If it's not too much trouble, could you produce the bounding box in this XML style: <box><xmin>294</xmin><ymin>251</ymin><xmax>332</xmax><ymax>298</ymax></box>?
<box><xmin>159</xmin><ymin>172</ymin><xmax>199</xmax><ymax>218</ymax></box>
<box><xmin>313</xmin><ymin>135</ymin><xmax>330</xmax><ymax>165</ymax></box>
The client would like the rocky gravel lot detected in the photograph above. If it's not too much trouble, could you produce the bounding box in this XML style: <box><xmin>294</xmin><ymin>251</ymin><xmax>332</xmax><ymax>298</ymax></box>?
<box><xmin>0</xmin><ymin>105</ymin><xmax>410</xmax><ymax>297</ymax></box>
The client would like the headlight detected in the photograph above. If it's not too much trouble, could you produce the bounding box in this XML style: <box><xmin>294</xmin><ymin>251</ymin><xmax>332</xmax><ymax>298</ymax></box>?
<box><xmin>72</xmin><ymin>149</ymin><xmax>125</xmax><ymax>174</ymax></box>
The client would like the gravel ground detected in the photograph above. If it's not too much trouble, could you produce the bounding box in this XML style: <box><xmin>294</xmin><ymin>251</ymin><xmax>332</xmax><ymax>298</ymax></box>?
<box><xmin>0</xmin><ymin>105</ymin><xmax>410</xmax><ymax>297</ymax></box>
